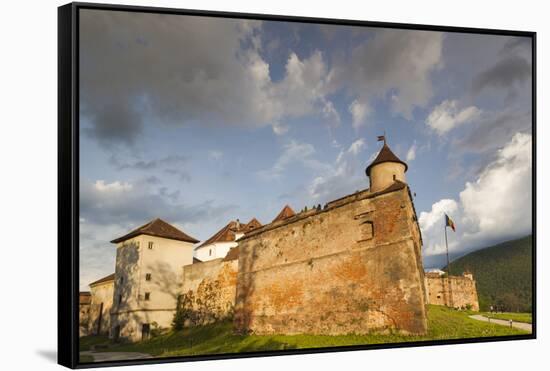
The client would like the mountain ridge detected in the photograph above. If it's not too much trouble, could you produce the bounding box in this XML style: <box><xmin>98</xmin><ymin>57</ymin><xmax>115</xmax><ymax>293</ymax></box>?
<box><xmin>444</xmin><ymin>235</ymin><xmax>533</xmax><ymax>312</ymax></box>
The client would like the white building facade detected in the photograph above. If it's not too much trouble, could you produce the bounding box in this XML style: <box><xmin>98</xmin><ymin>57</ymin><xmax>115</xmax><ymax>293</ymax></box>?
<box><xmin>194</xmin><ymin>219</ymin><xmax>261</xmax><ymax>262</ymax></box>
<box><xmin>109</xmin><ymin>218</ymin><xmax>199</xmax><ymax>342</ymax></box>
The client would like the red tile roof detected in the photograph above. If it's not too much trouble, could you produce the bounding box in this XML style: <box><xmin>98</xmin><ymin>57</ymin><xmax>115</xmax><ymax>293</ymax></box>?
<box><xmin>111</xmin><ymin>218</ymin><xmax>199</xmax><ymax>244</ymax></box>
<box><xmin>196</xmin><ymin>220</ymin><xmax>241</xmax><ymax>249</ymax></box>
<box><xmin>243</xmin><ymin>218</ymin><xmax>262</xmax><ymax>232</ymax></box>
<box><xmin>197</xmin><ymin>218</ymin><xmax>262</xmax><ymax>249</ymax></box>
<box><xmin>365</xmin><ymin>143</ymin><xmax>408</xmax><ymax>176</ymax></box>
<box><xmin>89</xmin><ymin>273</ymin><xmax>115</xmax><ymax>287</ymax></box>
<box><xmin>272</xmin><ymin>205</ymin><xmax>296</xmax><ymax>223</ymax></box>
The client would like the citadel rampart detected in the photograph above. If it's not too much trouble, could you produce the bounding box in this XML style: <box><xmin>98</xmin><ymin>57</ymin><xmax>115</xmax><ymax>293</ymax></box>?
<box><xmin>425</xmin><ymin>272</ymin><xmax>479</xmax><ymax>311</ymax></box>
<box><xmin>81</xmin><ymin>140</ymin><xmax>434</xmax><ymax>341</ymax></box>
<box><xmin>233</xmin><ymin>182</ymin><xmax>427</xmax><ymax>335</ymax></box>
<box><xmin>179</xmin><ymin>255</ymin><xmax>239</xmax><ymax>325</ymax></box>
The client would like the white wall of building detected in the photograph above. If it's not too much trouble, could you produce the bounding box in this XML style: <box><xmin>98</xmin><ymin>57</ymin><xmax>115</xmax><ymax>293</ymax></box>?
<box><xmin>195</xmin><ymin>241</ymin><xmax>237</xmax><ymax>262</ymax></box>
<box><xmin>111</xmin><ymin>234</ymin><xmax>195</xmax><ymax>341</ymax></box>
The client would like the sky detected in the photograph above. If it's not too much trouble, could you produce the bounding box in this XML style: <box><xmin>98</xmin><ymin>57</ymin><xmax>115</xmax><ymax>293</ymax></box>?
<box><xmin>78</xmin><ymin>9</ymin><xmax>533</xmax><ymax>289</ymax></box>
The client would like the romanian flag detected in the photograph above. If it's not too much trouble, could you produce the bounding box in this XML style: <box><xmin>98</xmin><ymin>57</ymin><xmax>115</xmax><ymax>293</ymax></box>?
<box><xmin>445</xmin><ymin>213</ymin><xmax>456</xmax><ymax>232</ymax></box>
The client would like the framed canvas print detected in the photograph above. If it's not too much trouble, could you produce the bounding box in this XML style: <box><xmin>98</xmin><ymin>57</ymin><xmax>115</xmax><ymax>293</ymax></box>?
<box><xmin>58</xmin><ymin>2</ymin><xmax>536</xmax><ymax>368</ymax></box>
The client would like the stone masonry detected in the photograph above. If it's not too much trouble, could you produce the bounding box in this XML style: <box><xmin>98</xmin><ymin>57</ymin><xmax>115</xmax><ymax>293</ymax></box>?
<box><xmin>233</xmin><ymin>182</ymin><xmax>427</xmax><ymax>335</ymax></box>
<box><xmin>180</xmin><ymin>255</ymin><xmax>239</xmax><ymax>325</ymax></box>
<box><xmin>425</xmin><ymin>272</ymin><xmax>479</xmax><ymax>311</ymax></box>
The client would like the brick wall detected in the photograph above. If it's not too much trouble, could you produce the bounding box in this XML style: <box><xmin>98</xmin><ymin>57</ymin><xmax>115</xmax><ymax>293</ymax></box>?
<box><xmin>180</xmin><ymin>256</ymin><xmax>239</xmax><ymax>325</ymax></box>
<box><xmin>425</xmin><ymin>273</ymin><xmax>479</xmax><ymax>311</ymax></box>
<box><xmin>234</xmin><ymin>185</ymin><xmax>427</xmax><ymax>335</ymax></box>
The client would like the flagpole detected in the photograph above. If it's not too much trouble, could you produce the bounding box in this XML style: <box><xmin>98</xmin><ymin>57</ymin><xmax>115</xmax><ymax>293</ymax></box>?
<box><xmin>444</xmin><ymin>222</ymin><xmax>453</xmax><ymax>308</ymax></box>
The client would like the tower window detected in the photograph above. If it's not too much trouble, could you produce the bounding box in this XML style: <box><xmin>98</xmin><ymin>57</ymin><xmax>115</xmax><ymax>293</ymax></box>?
<box><xmin>393</xmin><ymin>174</ymin><xmax>396</xmax><ymax>180</ymax></box>
<box><xmin>119</xmin><ymin>276</ymin><xmax>124</xmax><ymax>285</ymax></box>
<box><xmin>144</xmin><ymin>292</ymin><xmax>151</xmax><ymax>301</ymax></box>
<box><xmin>145</xmin><ymin>273</ymin><xmax>151</xmax><ymax>281</ymax></box>
<box><xmin>118</xmin><ymin>294</ymin><xmax>122</xmax><ymax>305</ymax></box>
<box><xmin>148</xmin><ymin>241</ymin><xmax>154</xmax><ymax>250</ymax></box>
<box><xmin>209</xmin><ymin>249</ymin><xmax>212</xmax><ymax>256</ymax></box>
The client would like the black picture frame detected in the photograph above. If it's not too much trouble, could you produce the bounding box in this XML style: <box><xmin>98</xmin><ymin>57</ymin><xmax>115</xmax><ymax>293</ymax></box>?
<box><xmin>58</xmin><ymin>2</ymin><xmax>537</xmax><ymax>369</ymax></box>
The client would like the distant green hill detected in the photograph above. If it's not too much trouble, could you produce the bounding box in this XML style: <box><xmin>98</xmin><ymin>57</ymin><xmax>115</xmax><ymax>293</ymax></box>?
<box><xmin>445</xmin><ymin>235</ymin><xmax>533</xmax><ymax>312</ymax></box>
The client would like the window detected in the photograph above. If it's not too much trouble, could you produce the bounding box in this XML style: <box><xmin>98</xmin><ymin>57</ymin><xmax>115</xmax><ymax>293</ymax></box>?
<box><xmin>119</xmin><ymin>276</ymin><xmax>124</xmax><ymax>285</ymax></box>
<box><xmin>393</xmin><ymin>174</ymin><xmax>396</xmax><ymax>180</ymax></box>
<box><xmin>145</xmin><ymin>273</ymin><xmax>151</xmax><ymax>281</ymax></box>
<box><xmin>118</xmin><ymin>294</ymin><xmax>122</xmax><ymax>305</ymax></box>
<box><xmin>148</xmin><ymin>241</ymin><xmax>154</xmax><ymax>250</ymax></box>
<box><xmin>209</xmin><ymin>249</ymin><xmax>212</xmax><ymax>256</ymax></box>
<box><xmin>144</xmin><ymin>292</ymin><xmax>151</xmax><ymax>301</ymax></box>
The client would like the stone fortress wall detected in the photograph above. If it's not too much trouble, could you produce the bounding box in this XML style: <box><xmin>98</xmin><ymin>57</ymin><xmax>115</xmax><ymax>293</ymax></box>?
<box><xmin>233</xmin><ymin>183</ymin><xmax>428</xmax><ymax>335</ymax></box>
<box><xmin>179</xmin><ymin>256</ymin><xmax>239</xmax><ymax>325</ymax></box>
<box><xmin>424</xmin><ymin>272</ymin><xmax>480</xmax><ymax>311</ymax></box>
<box><xmin>80</xmin><ymin>140</ymin><xmax>479</xmax><ymax>342</ymax></box>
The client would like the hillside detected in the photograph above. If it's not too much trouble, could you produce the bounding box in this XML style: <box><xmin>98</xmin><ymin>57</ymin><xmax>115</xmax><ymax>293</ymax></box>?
<box><xmin>445</xmin><ymin>235</ymin><xmax>533</xmax><ymax>312</ymax></box>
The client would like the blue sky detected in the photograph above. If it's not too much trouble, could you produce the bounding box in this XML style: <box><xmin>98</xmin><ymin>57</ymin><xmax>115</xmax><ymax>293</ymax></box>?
<box><xmin>79</xmin><ymin>10</ymin><xmax>532</xmax><ymax>289</ymax></box>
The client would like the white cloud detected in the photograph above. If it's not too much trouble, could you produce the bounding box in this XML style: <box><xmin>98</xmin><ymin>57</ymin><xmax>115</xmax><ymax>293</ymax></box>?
<box><xmin>258</xmin><ymin>140</ymin><xmax>331</xmax><ymax>180</ymax></box>
<box><xmin>459</xmin><ymin>132</ymin><xmax>532</xmax><ymax>240</ymax></box>
<box><xmin>333</xmin><ymin>29</ymin><xmax>444</xmax><ymax>120</ymax></box>
<box><xmin>406</xmin><ymin>141</ymin><xmax>417</xmax><ymax>162</ymax></box>
<box><xmin>94</xmin><ymin>180</ymin><xmax>133</xmax><ymax>192</ymax></box>
<box><xmin>270</xmin><ymin>51</ymin><xmax>339</xmax><ymax>125</ymax></box>
<box><xmin>208</xmin><ymin>150</ymin><xmax>223</xmax><ymax>161</ymax></box>
<box><xmin>308</xmin><ymin>139</ymin><xmax>368</xmax><ymax>201</ymax></box>
<box><xmin>272</xmin><ymin>123</ymin><xmax>289</xmax><ymax>135</ymax></box>
<box><xmin>426</xmin><ymin>100</ymin><xmax>481</xmax><ymax>135</ymax></box>
<box><xmin>420</xmin><ymin>132</ymin><xmax>532</xmax><ymax>259</ymax></box>
<box><xmin>348</xmin><ymin>138</ymin><xmax>366</xmax><ymax>156</ymax></box>
<box><xmin>348</xmin><ymin>99</ymin><xmax>371</xmax><ymax>130</ymax></box>
<box><xmin>79</xmin><ymin>178</ymin><xmax>237</xmax><ymax>289</ymax></box>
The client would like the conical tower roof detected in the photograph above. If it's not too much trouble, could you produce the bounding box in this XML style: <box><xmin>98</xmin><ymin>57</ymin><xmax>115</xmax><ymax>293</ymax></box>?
<box><xmin>365</xmin><ymin>143</ymin><xmax>408</xmax><ymax>176</ymax></box>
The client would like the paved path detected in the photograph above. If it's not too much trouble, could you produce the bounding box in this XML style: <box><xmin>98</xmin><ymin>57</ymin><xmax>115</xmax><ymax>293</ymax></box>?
<box><xmin>469</xmin><ymin>315</ymin><xmax>532</xmax><ymax>332</ymax></box>
<box><xmin>80</xmin><ymin>351</ymin><xmax>153</xmax><ymax>362</ymax></box>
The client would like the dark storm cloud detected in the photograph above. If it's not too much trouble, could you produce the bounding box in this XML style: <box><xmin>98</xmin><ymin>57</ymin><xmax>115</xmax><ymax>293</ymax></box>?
<box><xmin>82</xmin><ymin>102</ymin><xmax>144</xmax><ymax>146</ymax></box>
<box><xmin>110</xmin><ymin>154</ymin><xmax>192</xmax><ymax>182</ymax></box>
<box><xmin>80</xmin><ymin>179</ymin><xmax>237</xmax><ymax>228</ymax></box>
<box><xmin>111</xmin><ymin>154</ymin><xmax>188</xmax><ymax>170</ymax></box>
<box><xmin>80</xmin><ymin>10</ymin><xmax>268</xmax><ymax>147</ymax></box>
<box><xmin>453</xmin><ymin>109</ymin><xmax>531</xmax><ymax>155</ymax></box>
<box><xmin>472</xmin><ymin>55</ymin><xmax>531</xmax><ymax>94</ymax></box>
<box><xmin>330</xmin><ymin>29</ymin><xmax>444</xmax><ymax>119</ymax></box>
<box><xmin>500</xmin><ymin>37</ymin><xmax>532</xmax><ymax>57</ymax></box>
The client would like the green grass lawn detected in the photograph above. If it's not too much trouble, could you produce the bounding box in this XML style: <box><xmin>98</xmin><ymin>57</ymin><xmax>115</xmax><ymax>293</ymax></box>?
<box><xmin>79</xmin><ymin>355</ymin><xmax>94</xmax><ymax>363</ymax></box>
<box><xmin>86</xmin><ymin>306</ymin><xmax>529</xmax><ymax>358</ymax></box>
<box><xmin>79</xmin><ymin>334</ymin><xmax>110</xmax><ymax>351</ymax></box>
<box><xmin>480</xmin><ymin>312</ymin><xmax>532</xmax><ymax>324</ymax></box>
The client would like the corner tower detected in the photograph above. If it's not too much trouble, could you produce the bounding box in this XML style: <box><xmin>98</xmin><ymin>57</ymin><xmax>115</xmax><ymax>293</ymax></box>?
<box><xmin>109</xmin><ymin>218</ymin><xmax>199</xmax><ymax>342</ymax></box>
<box><xmin>366</xmin><ymin>140</ymin><xmax>408</xmax><ymax>192</ymax></box>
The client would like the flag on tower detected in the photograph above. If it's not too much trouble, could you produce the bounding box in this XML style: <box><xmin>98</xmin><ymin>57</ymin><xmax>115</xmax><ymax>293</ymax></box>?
<box><xmin>377</xmin><ymin>135</ymin><xmax>385</xmax><ymax>142</ymax></box>
<box><xmin>445</xmin><ymin>213</ymin><xmax>456</xmax><ymax>232</ymax></box>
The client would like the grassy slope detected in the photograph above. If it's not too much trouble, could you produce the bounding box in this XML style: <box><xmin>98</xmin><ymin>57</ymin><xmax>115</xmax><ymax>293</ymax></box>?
<box><xmin>79</xmin><ymin>335</ymin><xmax>110</xmax><ymax>351</ymax></box>
<box><xmin>447</xmin><ymin>235</ymin><xmax>533</xmax><ymax>312</ymax></box>
<box><xmin>101</xmin><ymin>305</ymin><xmax>529</xmax><ymax>357</ymax></box>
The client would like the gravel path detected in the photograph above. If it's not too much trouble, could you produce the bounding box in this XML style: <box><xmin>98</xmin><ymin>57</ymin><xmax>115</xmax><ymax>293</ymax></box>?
<box><xmin>469</xmin><ymin>314</ymin><xmax>532</xmax><ymax>332</ymax></box>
